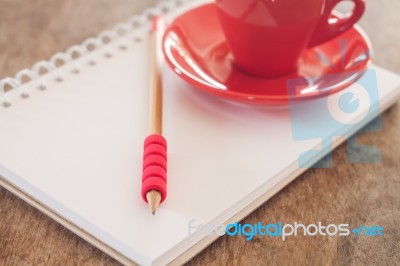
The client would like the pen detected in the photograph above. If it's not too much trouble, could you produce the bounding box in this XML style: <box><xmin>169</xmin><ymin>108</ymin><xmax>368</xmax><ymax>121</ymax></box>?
<box><xmin>141</xmin><ymin>16</ymin><xmax>167</xmax><ymax>215</ymax></box>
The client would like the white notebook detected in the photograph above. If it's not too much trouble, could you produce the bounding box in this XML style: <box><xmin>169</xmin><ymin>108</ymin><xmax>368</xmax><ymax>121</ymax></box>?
<box><xmin>1</xmin><ymin>0</ymin><xmax>400</xmax><ymax>265</ymax></box>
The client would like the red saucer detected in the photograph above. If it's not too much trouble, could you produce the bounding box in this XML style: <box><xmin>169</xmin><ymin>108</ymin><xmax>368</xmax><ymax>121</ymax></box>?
<box><xmin>162</xmin><ymin>4</ymin><xmax>372</xmax><ymax>105</ymax></box>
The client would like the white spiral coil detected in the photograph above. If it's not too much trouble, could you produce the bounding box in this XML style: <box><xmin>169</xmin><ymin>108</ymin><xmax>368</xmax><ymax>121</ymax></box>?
<box><xmin>66</xmin><ymin>45</ymin><xmax>87</xmax><ymax>73</ymax></box>
<box><xmin>15</xmin><ymin>69</ymin><xmax>40</xmax><ymax>98</ymax></box>
<box><xmin>0</xmin><ymin>0</ymin><xmax>188</xmax><ymax>108</ymax></box>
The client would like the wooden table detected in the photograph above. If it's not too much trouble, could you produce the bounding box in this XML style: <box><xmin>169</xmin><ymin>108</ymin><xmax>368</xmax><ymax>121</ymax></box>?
<box><xmin>1</xmin><ymin>0</ymin><xmax>399</xmax><ymax>265</ymax></box>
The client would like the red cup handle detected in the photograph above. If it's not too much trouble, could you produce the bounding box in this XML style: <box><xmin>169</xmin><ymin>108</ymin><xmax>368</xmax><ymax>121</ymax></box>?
<box><xmin>308</xmin><ymin>0</ymin><xmax>365</xmax><ymax>47</ymax></box>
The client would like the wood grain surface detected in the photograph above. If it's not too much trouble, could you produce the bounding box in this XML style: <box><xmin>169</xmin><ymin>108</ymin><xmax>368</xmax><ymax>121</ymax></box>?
<box><xmin>1</xmin><ymin>0</ymin><xmax>399</xmax><ymax>265</ymax></box>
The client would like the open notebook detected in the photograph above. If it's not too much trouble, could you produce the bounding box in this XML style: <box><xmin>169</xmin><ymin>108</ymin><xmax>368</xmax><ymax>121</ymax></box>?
<box><xmin>1</xmin><ymin>0</ymin><xmax>400</xmax><ymax>265</ymax></box>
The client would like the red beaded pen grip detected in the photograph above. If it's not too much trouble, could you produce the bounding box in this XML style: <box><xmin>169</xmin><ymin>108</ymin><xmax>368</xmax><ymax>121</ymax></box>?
<box><xmin>141</xmin><ymin>134</ymin><xmax>167</xmax><ymax>203</ymax></box>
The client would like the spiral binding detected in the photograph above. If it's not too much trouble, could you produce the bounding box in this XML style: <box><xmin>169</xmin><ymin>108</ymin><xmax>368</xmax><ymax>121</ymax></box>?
<box><xmin>0</xmin><ymin>0</ymin><xmax>193</xmax><ymax>108</ymax></box>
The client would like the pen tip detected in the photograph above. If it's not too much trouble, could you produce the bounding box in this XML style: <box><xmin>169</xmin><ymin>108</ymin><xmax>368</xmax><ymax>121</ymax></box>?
<box><xmin>146</xmin><ymin>190</ymin><xmax>161</xmax><ymax>215</ymax></box>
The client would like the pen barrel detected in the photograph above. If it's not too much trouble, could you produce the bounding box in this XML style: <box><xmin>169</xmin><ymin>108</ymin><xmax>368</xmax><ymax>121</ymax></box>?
<box><xmin>141</xmin><ymin>134</ymin><xmax>167</xmax><ymax>203</ymax></box>
<box><xmin>148</xmin><ymin>30</ymin><xmax>163</xmax><ymax>135</ymax></box>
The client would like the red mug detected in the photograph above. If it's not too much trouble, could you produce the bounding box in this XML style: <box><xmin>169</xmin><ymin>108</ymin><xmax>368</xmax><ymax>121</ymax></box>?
<box><xmin>216</xmin><ymin>0</ymin><xmax>365</xmax><ymax>78</ymax></box>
